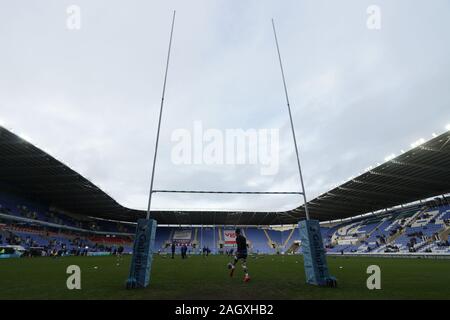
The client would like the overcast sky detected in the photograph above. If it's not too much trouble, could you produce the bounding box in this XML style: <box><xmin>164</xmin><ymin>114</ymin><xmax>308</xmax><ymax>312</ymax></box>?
<box><xmin>0</xmin><ymin>0</ymin><xmax>449</xmax><ymax>212</ymax></box>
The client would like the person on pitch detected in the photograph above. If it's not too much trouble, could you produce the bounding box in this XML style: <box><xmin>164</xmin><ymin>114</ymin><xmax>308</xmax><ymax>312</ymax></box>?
<box><xmin>171</xmin><ymin>242</ymin><xmax>176</xmax><ymax>259</ymax></box>
<box><xmin>227</xmin><ymin>228</ymin><xmax>250</xmax><ymax>282</ymax></box>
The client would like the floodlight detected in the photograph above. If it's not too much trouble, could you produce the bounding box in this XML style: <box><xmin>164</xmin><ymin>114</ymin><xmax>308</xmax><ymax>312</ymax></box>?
<box><xmin>384</xmin><ymin>154</ymin><xmax>396</xmax><ymax>162</ymax></box>
<box><xmin>411</xmin><ymin>138</ymin><xmax>425</xmax><ymax>148</ymax></box>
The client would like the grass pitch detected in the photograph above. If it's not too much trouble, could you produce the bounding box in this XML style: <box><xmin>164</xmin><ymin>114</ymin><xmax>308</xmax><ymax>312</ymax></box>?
<box><xmin>0</xmin><ymin>254</ymin><xmax>449</xmax><ymax>299</ymax></box>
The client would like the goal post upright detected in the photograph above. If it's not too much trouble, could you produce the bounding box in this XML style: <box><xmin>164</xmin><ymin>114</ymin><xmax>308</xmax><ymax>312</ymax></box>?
<box><xmin>126</xmin><ymin>10</ymin><xmax>176</xmax><ymax>289</ymax></box>
<box><xmin>271</xmin><ymin>18</ymin><xmax>310</xmax><ymax>221</ymax></box>
<box><xmin>146</xmin><ymin>10</ymin><xmax>177</xmax><ymax>220</ymax></box>
<box><xmin>271</xmin><ymin>18</ymin><xmax>336</xmax><ymax>288</ymax></box>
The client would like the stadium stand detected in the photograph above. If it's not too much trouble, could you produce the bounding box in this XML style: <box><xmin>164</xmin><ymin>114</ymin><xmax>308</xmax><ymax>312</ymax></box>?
<box><xmin>198</xmin><ymin>227</ymin><xmax>217</xmax><ymax>253</ymax></box>
<box><xmin>1</xmin><ymin>199</ymin><xmax>450</xmax><ymax>256</ymax></box>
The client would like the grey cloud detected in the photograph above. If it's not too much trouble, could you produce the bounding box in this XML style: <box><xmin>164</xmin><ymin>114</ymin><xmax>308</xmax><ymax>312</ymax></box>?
<box><xmin>0</xmin><ymin>0</ymin><xmax>449</xmax><ymax>213</ymax></box>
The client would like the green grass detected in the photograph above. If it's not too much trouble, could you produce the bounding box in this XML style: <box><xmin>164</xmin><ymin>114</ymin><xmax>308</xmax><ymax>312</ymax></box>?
<box><xmin>0</xmin><ymin>255</ymin><xmax>449</xmax><ymax>299</ymax></box>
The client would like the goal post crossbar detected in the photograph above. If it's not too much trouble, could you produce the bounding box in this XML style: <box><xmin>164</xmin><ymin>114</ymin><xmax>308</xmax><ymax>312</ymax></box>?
<box><xmin>152</xmin><ymin>190</ymin><xmax>303</xmax><ymax>195</ymax></box>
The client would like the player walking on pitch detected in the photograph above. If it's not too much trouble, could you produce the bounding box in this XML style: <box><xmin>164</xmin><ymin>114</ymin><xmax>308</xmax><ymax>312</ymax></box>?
<box><xmin>228</xmin><ymin>228</ymin><xmax>250</xmax><ymax>282</ymax></box>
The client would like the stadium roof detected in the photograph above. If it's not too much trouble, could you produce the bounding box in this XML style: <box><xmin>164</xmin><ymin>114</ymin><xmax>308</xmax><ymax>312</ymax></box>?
<box><xmin>285</xmin><ymin>131</ymin><xmax>450</xmax><ymax>223</ymax></box>
<box><xmin>1</xmin><ymin>126</ymin><xmax>450</xmax><ymax>225</ymax></box>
